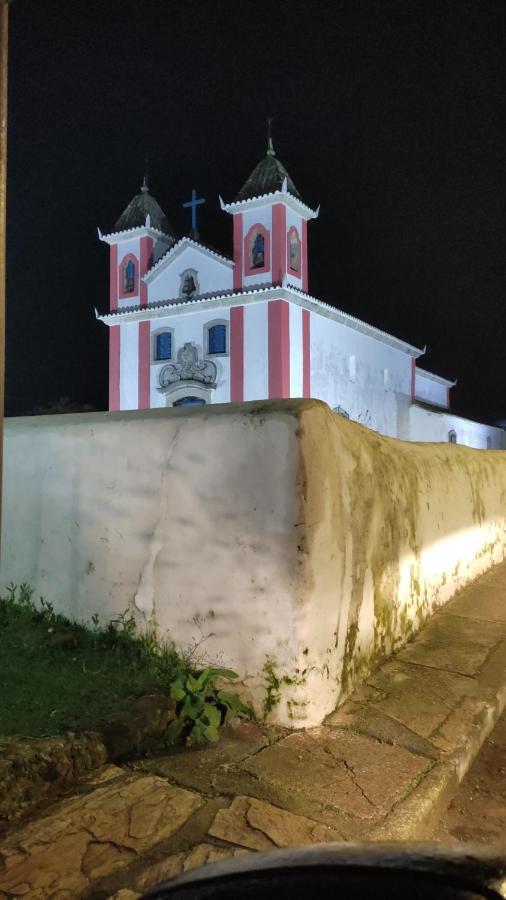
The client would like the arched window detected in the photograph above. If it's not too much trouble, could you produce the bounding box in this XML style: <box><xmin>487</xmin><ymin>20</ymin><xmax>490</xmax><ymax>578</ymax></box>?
<box><xmin>449</xmin><ymin>430</ymin><xmax>457</xmax><ymax>444</ymax></box>
<box><xmin>173</xmin><ymin>396</ymin><xmax>206</xmax><ymax>407</ymax></box>
<box><xmin>123</xmin><ymin>259</ymin><xmax>135</xmax><ymax>293</ymax></box>
<box><xmin>208</xmin><ymin>323</ymin><xmax>227</xmax><ymax>354</ymax></box>
<box><xmin>287</xmin><ymin>226</ymin><xmax>301</xmax><ymax>273</ymax></box>
<box><xmin>250</xmin><ymin>231</ymin><xmax>265</xmax><ymax>269</ymax></box>
<box><xmin>155</xmin><ymin>332</ymin><xmax>172</xmax><ymax>361</ymax></box>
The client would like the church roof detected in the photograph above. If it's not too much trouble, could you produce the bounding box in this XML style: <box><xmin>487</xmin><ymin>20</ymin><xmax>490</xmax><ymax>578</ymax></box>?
<box><xmin>96</xmin><ymin>283</ymin><xmax>425</xmax><ymax>358</ymax></box>
<box><xmin>235</xmin><ymin>140</ymin><xmax>301</xmax><ymax>202</ymax></box>
<box><xmin>112</xmin><ymin>179</ymin><xmax>176</xmax><ymax>236</ymax></box>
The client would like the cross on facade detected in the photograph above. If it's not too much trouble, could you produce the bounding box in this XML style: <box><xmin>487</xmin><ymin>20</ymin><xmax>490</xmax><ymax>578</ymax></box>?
<box><xmin>182</xmin><ymin>188</ymin><xmax>206</xmax><ymax>233</ymax></box>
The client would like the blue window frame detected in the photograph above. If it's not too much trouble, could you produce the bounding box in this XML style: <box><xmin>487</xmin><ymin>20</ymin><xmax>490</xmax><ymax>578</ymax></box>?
<box><xmin>208</xmin><ymin>324</ymin><xmax>226</xmax><ymax>354</ymax></box>
<box><xmin>173</xmin><ymin>396</ymin><xmax>206</xmax><ymax>407</ymax></box>
<box><xmin>155</xmin><ymin>332</ymin><xmax>172</xmax><ymax>360</ymax></box>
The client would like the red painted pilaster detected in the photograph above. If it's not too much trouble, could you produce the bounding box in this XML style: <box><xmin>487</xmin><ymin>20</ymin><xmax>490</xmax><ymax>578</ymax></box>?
<box><xmin>230</xmin><ymin>306</ymin><xmax>244</xmax><ymax>402</ymax></box>
<box><xmin>302</xmin><ymin>308</ymin><xmax>311</xmax><ymax>398</ymax></box>
<box><xmin>446</xmin><ymin>386</ymin><xmax>451</xmax><ymax>408</ymax></box>
<box><xmin>138</xmin><ymin>321</ymin><xmax>151</xmax><ymax>409</ymax></box>
<box><xmin>272</xmin><ymin>203</ymin><xmax>286</xmax><ymax>285</ymax></box>
<box><xmin>109</xmin><ymin>244</ymin><xmax>118</xmax><ymax>311</ymax></box>
<box><xmin>109</xmin><ymin>325</ymin><xmax>121</xmax><ymax>411</ymax></box>
<box><xmin>268</xmin><ymin>299</ymin><xmax>290</xmax><ymax>398</ymax></box>
<box><xmin>139</xmin><ymin>236</ymin><xmax>153</xmax><ymax>308</ymax></box>
<box><xmin>233</xmin><ymin>213</ymin><xmax>243</xmax><ymax>290</ymax></box>
<box><xmin>301</xmin><ymin>219</ymin><xmax>308</xmax><ymax>292</ymax></box>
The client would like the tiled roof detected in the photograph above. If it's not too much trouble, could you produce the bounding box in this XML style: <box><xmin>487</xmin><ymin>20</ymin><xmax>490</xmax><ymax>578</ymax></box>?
<box><xmin>235</xmin><ymin>140</ymin><xmax>301</xmax><ymax>202</ymax></box>
<box><xmin>112</xmin><ymin>180</ymin><xmax>176</xmax><ymax>237</ymax></box>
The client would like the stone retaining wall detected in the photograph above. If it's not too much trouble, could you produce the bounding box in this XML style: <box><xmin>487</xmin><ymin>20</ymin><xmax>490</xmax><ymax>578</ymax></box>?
<box><xmin>3</xmin><ymin>400</ymin><xmax>506</xmax><ymax>726</ymax></box>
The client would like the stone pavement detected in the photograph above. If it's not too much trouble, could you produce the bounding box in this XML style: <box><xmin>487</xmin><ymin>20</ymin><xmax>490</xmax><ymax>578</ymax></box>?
<box><xmin>1</xmin><ymin>561</ymin><xmax>505</xmax><ymax>899</ymax></box>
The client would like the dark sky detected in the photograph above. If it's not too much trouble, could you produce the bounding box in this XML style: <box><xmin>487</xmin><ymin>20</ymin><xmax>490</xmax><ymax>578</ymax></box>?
<box><xmin>6</xmin><ymin>0</ymin><xmax>506</xmax><ymax>422</ymax></box>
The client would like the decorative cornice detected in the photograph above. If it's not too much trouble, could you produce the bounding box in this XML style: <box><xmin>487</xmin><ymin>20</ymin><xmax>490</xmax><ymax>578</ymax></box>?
<box><xmin>97</xmin><ymin>283</ymin><xmax>424</xmax><ymax>358</ymax></box>
<box><xmin>98</xmin><ymin>225</ymin><xmax>174</xmax><ymax>245</ymax></box>
<box><xmin>219</xmin><ymin>190</ymin><xmax>319</xmax><ymax>220</ymax></box>
<box><xmin>143</xmin><ymin>236</ymin><xmax>233</xmax><ymax>283</ymax></box>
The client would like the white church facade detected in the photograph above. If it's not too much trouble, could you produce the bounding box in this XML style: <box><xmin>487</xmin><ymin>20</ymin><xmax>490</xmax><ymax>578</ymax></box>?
<box><xmin>97</xmin><ymin>141</ymin><xmax>503</xmax><ymax>449</ymax></box>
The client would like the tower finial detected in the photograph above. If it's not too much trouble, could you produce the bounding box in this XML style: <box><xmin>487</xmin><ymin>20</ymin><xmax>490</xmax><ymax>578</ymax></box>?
<box><xmin>267</xmin><ymin>116</ymin><xmax>275</xmax><ymax>156</ymax></box>
<box><xmin>142</xmin><ymin>154</ymin><xmax>149</xmax><ymax>193</ymax></box>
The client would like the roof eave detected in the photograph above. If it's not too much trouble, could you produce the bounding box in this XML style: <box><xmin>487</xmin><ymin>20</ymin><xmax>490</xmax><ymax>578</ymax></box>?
<box><xmin>97</xmin><ymin>284</ymin><xmax>424</xmax><ymax>357</ymax></box>
<box><xmin>220</xmin><ymin>191</ymin><xmax>319</xmax><ymax>220</ymax></box>
<box><xmin>98</xmin><ymin>225</ymin><xmax>175</xmax><ymax>245</ymax></box>
<box><xmin>415</xmin><ymin>366</ymin><xmax>457</xmax><ymax>387</ymax></box>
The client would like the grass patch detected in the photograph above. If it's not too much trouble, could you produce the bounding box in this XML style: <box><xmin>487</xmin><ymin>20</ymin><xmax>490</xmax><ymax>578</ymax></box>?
<box><xmin>0</xmin><ymin>584</ymin><xmax>189</xmax><ymax>739</ymax></box>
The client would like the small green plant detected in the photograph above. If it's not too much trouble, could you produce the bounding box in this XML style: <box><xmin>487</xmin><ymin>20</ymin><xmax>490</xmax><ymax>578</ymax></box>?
<box><xmin>167</xmin><ymin>667</ymin><xmax>253</xmax><ymax>746</ymax></box>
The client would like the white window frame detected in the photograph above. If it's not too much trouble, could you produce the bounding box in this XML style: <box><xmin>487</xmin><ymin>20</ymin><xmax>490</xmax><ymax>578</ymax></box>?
<box><xmin>204</xmin><ymin>318</ymin><xmax>229</xmax><ymax>358</ymax></box>
<box><xmin>152</xmin><ymin>326</ymin><xmax>175</xmax><ymax>364</ymax></box>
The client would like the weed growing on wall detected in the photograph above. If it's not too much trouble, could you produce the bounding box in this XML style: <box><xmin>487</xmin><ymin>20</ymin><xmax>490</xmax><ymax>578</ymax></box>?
<box><xmin>262</xmin><ymin>657</ymin><xmax>307</xmax><ymax>720</ymax></box>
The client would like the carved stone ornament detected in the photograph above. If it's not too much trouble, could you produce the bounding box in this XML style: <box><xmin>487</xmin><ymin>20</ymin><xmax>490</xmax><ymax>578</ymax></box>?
<box><xmin>159</xmin><ymin>342</ymin><xmax>217</xmax><ymax>390</ymax></box>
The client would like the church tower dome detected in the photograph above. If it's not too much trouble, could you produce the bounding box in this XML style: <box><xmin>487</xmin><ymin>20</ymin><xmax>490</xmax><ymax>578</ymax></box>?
<box><xmin>221</xmin><ymin>134</ymin><xmax>318</xmax><ymax>292</ymax></box>
<box><xmin>235</xmin><ymin>138</ymin><xmax>301</xmax><ymax>203</ymax></box>
<box><xmin>113</xmin><ymin>177</ymin><xmax>176</xmax><ymax>237</ymax></box>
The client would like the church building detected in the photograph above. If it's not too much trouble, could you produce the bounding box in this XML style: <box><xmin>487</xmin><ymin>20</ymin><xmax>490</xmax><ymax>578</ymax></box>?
<box><xmin>97</xmin><ymin>140</ymin><xmax>503</xmax><ymax>449</ymax></box>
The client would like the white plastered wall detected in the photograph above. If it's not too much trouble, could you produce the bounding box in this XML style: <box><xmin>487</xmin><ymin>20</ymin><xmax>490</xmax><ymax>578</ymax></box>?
<box><xmin>243</xmin><ymin>301</ymin><xmax>268</xmax><ymax>400</ymax></box>
<box><xmin>409</xmin><ymin>402</ymin><xmax>505</xmax><ymax>449</ymax></box>
<box><xmin>147</xmin><ymin>244</ymin><xmax>233</xmax><ymax>303</ymax></box>
<box><xmin>119</xmin><ymin>322</ymin><xmax>139</xmax><ymax>410</ymax></box>
<box><xmin>414</xmin><ymin>369</ymin><xmax>448</xmax><ymax>407</ymax></box>
<box><xmin>2</xmin><ymin>401</ymin><xmax>506</xmax><ymax>728</ymax></box>
<box><xmin>289</xmin><ymin>302</ymin><xmax>303</xmax><ymax>397</ymax></box>
<box><xmin>149</xmin><ymin>307</ymin><xmax>231</xmax><ymax>407</ymax></box>
<box><xmin>309</xmin><ymin>312</ymin><xmax>412</xmax><ymax>437</ymax></box>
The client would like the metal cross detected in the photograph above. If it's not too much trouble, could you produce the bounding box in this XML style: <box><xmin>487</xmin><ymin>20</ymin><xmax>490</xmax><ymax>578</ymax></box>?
<box><xmin>182</xmin><ymin>188</ymin><xmax>206</xmax><ymax>233</ymax></box>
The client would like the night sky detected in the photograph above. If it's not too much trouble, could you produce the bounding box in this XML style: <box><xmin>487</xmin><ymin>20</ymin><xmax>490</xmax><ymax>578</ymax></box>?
<box><xmin>6</xmin><ymin>0</ymin><xmax>506</xmax><ymax>423</ymax></box>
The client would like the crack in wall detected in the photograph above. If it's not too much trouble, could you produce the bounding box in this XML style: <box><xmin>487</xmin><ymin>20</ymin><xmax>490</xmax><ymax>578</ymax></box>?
<box><xmin>134</xmin><ymin>422</ymin><xmax>184</xmax><ymax>622</ymax></box>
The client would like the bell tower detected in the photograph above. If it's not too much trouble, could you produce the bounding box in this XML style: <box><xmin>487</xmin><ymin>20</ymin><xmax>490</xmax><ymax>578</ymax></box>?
<box><xmin>221</xmin><ymin>137</ymin><xmax>318</xmax><ymax>292</ymax></box>
<box><xmin>98</xmin><ymin>178</ymin><xmax>175</xmax><ymax>409</ymax></box>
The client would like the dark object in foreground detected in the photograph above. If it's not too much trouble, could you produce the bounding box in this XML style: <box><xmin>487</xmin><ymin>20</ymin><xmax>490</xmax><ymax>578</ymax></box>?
<box><xmin>142</xmin><ymin>843</ymin><xmax>506</xmax><ymax>899</ymax></box>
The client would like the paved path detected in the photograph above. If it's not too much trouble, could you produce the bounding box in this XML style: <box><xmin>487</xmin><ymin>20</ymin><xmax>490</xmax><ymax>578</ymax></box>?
<box><xmin>438</xmin><ymin>709</ymin><xmax>506</xmax><ymax>846</ymax></box>
<box><xmin>1</xmin><ymin>561</ymin><xmax>505</xmax><ymax>899</ymax></box>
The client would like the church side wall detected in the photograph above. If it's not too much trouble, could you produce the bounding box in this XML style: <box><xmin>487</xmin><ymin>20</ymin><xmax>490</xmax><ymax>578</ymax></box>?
<box><xmin>308</xmin><ymin>312</ymin><xmax>412</xmax><ymax>436</ymax></box>
<box><xmin>409</xmin><ymin>402</ymin><xmax>505</xmax><ymax>449</ymax></box>
<box><xmin>3</xmin><ymin>400</ymin><xmax>506</xmax><ymax>727</ymax></box>
<box><xmin>414</xmin><ymin>370</ymin><xmax>448</xmax><ymax>407</ymax></box>
<box><xmin>119</xmin><ymin>322</ymin><xmax>139</xmax><ymax>410</ymax></box>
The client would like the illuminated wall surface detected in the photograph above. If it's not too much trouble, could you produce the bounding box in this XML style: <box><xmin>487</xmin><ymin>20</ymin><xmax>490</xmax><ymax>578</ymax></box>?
<box><xmin>2</xmin><ymin>400</ymin><xmax>506</xmax><ymax>726</ymax></box>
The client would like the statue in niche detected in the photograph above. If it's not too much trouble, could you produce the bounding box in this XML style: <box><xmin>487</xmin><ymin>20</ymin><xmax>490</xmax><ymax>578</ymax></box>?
<box><xmin>251</xmin><ymin>231</ymin><xmax>265</xmax><ymax>269</ymax></box>
<box><xmin>289</xmin><ymin>230</ymin><xmax>300</xmax><ymax>271</ymax></box>
<box><xmin>123</xmin><ymin>258</ymin><xmax>135</xmax><ymax>293</ymax></box>
<box><xmin>179</xmin><ymin>269</ymin><xmax>199</xmax><ymax>298</ymax></box>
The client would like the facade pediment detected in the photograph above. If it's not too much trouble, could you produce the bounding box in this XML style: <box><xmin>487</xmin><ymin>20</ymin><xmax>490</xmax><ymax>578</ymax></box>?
<box><xmin>144</xmin><ymin>237</ymin><xmax>233</xmax><ymax>304</ymax></box>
